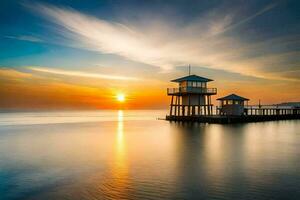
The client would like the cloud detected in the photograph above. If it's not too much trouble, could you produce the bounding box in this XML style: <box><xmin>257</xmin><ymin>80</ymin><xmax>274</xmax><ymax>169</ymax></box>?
<box><xmin>26</xmin><ymin>2</ymin><xmax>298</xmax><ymax>81</ymax></box>
<box><xmin>28</xmin><ymin>66</ymin><xmax>139</xmax><ymax>81</ymax></box>
<box><xmin>0</xmin><ymin>67</ymin><xmax>32</xmax><ymax>79</ymax></box>
<box><xmin>5</xmin><ymin>35</ymin><xmax>43</xmax><ymax>43</ymax></box>
<box><xmin>223</xmin><ymin>2</ymin><xmax>279</xmax><ymax>32</ymax></box>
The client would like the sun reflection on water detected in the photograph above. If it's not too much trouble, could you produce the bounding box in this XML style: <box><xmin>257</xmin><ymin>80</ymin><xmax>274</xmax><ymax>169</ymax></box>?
<box><xmin>110</xmin><ymin>110</ymin><xmax>130</xmax><ymax>198</ymax></box>
<box><xmin>1</xmin><ymin>111</ymin><xmax>300</xmax><ymax>200</ymax></box>
<box><xmin>117</xmin><ymin>110</ymin><xmax>124</xmax><ymax>145</ymax></box>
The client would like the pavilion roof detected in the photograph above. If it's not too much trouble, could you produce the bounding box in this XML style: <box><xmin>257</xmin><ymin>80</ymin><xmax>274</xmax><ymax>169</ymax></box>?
<box><xmin>217</xmin><ymin>94</ymin><xmax>249</xmax><ymax>101</ymax></box>
<box><xmin>171</xmin><ymin>74</ymin><xmax>213</xmax><ymax>82</ymax></box>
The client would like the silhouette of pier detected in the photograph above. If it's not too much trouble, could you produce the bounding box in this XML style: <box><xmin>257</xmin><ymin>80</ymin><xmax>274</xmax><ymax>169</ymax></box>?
<box><xmin>166</xmin><ymin>69</ymin><xmax>300</xmax><ymax>123</ymax></box>
<box><xmin>166</xmin><ymin>106</ymin><xmax>300</xmax><ymax>124</ymax></box>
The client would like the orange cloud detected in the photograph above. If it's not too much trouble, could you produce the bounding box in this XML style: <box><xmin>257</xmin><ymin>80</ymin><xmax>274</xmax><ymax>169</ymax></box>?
<box><xmin>0</xmin><ymin>68</ymin><xmax>32</xmax><ymax>79</ymax></box>
<box><xmin>0</xmin><ymin>68</ymin><xmax>168</xmax><ymax>110</ymax></box>
<box><xmin>0</xmin><ymin>67</ymin><xmax>299</xmax><ymax>110</ymax></box>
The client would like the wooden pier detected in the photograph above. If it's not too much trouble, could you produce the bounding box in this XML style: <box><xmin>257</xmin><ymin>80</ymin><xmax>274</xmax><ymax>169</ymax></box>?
<box><xmin>166</xmin><ymin>107</ymin><xmax>300</xmax><ymax>124</ymax></box>
<box><xmin>166</xmin><ymin>71</ymin><xmax>300</xmax><ymax>124</ymax></box>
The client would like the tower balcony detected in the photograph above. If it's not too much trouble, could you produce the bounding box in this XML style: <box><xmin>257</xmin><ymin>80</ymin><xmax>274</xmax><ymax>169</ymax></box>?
<box><xmin>167</xmin><ymin>87</ymin><xmax>217</xmax><ymax>95</ymax></box>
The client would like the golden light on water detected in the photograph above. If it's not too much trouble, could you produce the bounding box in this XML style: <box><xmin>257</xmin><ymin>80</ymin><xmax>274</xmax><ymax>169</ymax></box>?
<box><xmin>117</xmin><ymin>110</ymin><xmax>124</xmax><ymax>143</ymax></box>
<box><xmin>113</xmin><ymin>110</ymin><xmax>129</xmax><ymax>197</ymax></box>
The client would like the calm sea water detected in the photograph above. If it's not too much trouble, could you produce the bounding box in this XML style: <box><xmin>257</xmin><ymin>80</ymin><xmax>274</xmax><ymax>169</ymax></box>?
<box><xmin>0</xmin><ymin>110</ymin><xmax>300</xmax><ymax>200</ymax></box>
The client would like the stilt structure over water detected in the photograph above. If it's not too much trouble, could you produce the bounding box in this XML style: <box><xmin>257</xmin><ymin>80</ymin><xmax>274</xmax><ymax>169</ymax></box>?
<box><xmin>167</xmin><ymin>74</ymin><xmax>217</xmax><ymax>117</ymax></box>
<box><xmin>166</xmin><ymin>72</ymin><xmax>300</xmax><ymax>124</ymax></box>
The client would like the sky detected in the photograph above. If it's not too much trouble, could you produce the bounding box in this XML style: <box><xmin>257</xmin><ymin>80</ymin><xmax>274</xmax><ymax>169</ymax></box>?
<box><xmin>0</xmin><ymin>0</ymin><xmax>299</xmax><ymax>110</ymax></box>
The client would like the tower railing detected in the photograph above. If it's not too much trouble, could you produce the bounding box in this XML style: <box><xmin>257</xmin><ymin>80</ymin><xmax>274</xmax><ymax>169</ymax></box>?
<box><xmin>167</xmin><ymin>87</ymin><xmax>217</xmax><ymax>95</ymax></box>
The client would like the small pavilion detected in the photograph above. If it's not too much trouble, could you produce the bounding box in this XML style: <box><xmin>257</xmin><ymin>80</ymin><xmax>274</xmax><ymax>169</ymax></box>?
<box><xmin>217</xmin><ymin>94</ymin><xmax>249</xmax><ymax>116</ymax></box>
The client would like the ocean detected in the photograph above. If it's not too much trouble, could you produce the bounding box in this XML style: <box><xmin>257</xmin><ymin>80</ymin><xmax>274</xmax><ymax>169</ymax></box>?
<box><xmin>0</xmin><ymin>110</ymin><xmax>300</xmax><ymax>200</ymax></box>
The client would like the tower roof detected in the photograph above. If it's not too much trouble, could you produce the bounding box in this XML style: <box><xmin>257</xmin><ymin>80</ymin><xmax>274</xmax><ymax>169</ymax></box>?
<box><xmin>217</xmin><ymin>94</ymin><xmax>249</xmax><ymax>101</ymax></box>
<box><xmin>171</xmin><ymin>74</ymin><xmax>213</xmax><ymax>82</ymax></box>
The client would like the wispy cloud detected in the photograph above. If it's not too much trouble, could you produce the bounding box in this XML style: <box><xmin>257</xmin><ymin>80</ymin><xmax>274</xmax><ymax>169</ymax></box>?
<box><xmin>28</xmin><ymin>67</ymin><xmax>139</xmax><ymax>81</ymax></box>
<box><xmin>5</xmin><ymin>35</ymin><xmax>43</xmax><ymax>43</ymax></box>
<box><xmin>223</xmin><ymin>2</ymin><xmax>279</xmax><ymax>32</ymax></box>
<box><xmin>26</xmin><ymin>2</ymin><xmax>298</xmax><ymax>81</ymax></box>
<box><xmin>0</xmin><ymin>67</ymin><xmax>32</xmax><ymax>79</ymax></box>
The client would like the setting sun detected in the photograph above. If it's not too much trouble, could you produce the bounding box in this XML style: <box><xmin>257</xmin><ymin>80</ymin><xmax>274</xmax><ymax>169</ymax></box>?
<box><xmin>116</xmin><ymin>93</ymin><xmax>125</xmax><ymax>102</ymax></box>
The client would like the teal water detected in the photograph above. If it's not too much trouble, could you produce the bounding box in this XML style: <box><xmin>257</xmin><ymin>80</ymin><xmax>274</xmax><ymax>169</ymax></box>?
<box><xmin>0</xmin><ymin>110</ymin><xmax>300</xmax><ymax>200</ymax></box>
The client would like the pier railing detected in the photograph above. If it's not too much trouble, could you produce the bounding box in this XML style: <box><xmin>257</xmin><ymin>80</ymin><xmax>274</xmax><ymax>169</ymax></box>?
<box><xmin>167</xmin><ymin>87</ymin><xmax>217</xmax><ymax>95</ymax></box>
<box><xmin>214</xmin><ymin>106</ymin><xmax>300</xmax><ymax>116</ymax></box>
<box><xmin>243</xmin><ymin>106</ymin><xmax>300</xmax><ymax>116</ymax></box>
<box><xmin>167</xmin><ymin>105</ymin><xmax>300</xmax><ymax>123</ymax></box>
<box><xmin>169</xmin><ymin>105</ymin><xmax>300</xmax><ymax>117</ymax></box>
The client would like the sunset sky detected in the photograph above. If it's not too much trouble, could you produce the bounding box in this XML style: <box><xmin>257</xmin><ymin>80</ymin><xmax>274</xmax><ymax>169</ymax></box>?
<box><xmin>0</xmin><ymin>0</ymin><xmax>299</xmax><ymax>110</ymax></box>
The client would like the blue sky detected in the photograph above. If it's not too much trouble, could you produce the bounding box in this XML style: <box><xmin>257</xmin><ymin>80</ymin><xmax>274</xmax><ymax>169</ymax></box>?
<box><xmin>0</xmin><ymin>0</ymin><xmax>299</xmax><ymax>109</ymax></box>
<box><xmin>1</xmin><ymin>0</ymin><xmax>299</xmax><ymax>77</ymax></box>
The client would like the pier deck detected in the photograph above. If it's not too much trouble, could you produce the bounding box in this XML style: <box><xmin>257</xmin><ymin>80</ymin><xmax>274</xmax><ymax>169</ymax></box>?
<box><xmin>166</xmin><ymin>108</ymin><xmax>300</xmax><ymax>124</ymax></box>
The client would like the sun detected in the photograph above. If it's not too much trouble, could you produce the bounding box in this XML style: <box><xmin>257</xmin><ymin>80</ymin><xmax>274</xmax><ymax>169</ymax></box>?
<box><xmin>116</xmin><ymin>93</ymin><xmax>125</xmax><ymax>102</ymax></box>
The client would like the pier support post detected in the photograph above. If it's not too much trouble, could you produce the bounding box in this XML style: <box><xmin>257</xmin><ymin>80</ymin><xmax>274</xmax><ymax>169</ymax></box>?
<box><xmin>209</xmin><ymin>96</ymin><xmax>212</xmax><ymax>115</ymax></box>
<box><xmin>198</xmin><ymin>95</ymin><xmax>201</xmax><ymax>116</ymax></box>
<box><xmin>170</xmin><ymin>95</ymin><xmax>174</xmax><ymax>116</ymax></box>
<box><xmin>207</xmin><ymin>95</ymin><xmax>210</xmax><ymax>115</ymax></box>
<box><xmin>192</xmin><ymin>106</ymin><xmax>195</xmax><ymax>116</ymax></box>
<box><xmin>178</xmin><ymin>97</ymin><xmax>180</xmax><ymax>116</ymax></box>
<box><xmin>188</xmin><ymin>95</ymin><xmax>191</xmax><ymax>116</ymax></box>
<box><xmin>204</xmin><ymin>95</ymin><xmax>208</xmax><ymax>115</ymax></box>
<box><xmin>174</xmin><ymin>96</ymin><xmax>178</xmax><ymax>116</ymax></box>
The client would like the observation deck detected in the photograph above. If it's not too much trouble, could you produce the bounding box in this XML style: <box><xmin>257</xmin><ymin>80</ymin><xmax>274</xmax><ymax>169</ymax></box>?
<box><xmin>167</xmin><ymin>87</ymin><xmax>217</xmax><ymax>95</ymax></box>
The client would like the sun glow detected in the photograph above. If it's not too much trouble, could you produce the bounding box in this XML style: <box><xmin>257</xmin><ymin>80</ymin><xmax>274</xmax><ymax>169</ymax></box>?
<box><xmin>116</xmin><ymin>93</ymin><xmax>125</xmax><ymax>102</ymax></box>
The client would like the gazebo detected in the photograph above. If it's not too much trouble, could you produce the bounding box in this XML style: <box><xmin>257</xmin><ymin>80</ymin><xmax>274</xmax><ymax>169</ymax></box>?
<box><xmin>217</xmin><ymin>94</ymin><xmax>249</xmax><ymax>116</ymax></box>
